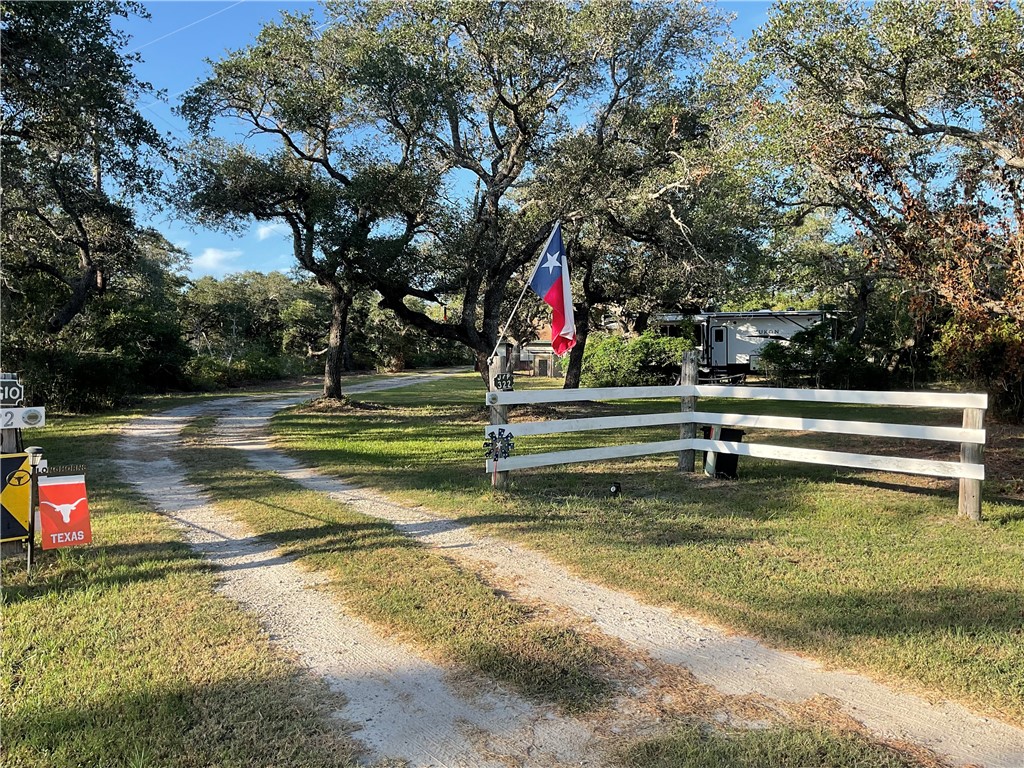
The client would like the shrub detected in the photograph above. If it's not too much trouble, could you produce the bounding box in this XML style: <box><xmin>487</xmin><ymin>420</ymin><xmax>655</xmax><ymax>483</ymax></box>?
<box><xmin>19</xmin><ymin>348</ymin><xmax>139</xmax><ymax>412</ymax></box>
<box><xmin>934</xmin><ymin>315</ymin><xmax>1024</xmax><ymax>422</ymax></box>
<box><xmin>185</xmin><ymin>352</ymin><xmax>296</xmax><ymax>391</ymax></box>
<box><xmin>759</xmin><ymin>324</ymin><xmax>889</xmax><ymax>389</ymax></box>
<box><xmin>582</xmin><ymin>331</ymin><xmax>694</xmax><ymax>388</ymax></box>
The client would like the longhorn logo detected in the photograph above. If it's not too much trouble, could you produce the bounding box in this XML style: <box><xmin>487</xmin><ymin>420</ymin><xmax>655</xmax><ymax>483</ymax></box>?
<box><xmin>42</xmin><ymin>498</ymin><xmax>87</xmax><ymax>524</ymax></box>
<box><xmin>6</xmin><ymin>469</ymin><xmax>30</xmax><ymax>487</ymax></box>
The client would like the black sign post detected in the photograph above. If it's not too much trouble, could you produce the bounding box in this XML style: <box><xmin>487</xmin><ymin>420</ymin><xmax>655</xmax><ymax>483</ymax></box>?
<box><xmin>24</xmin><ymin>446</ymin><xmax>42</xmax><ymax>575</ymax></box>
<box><xmin>493</xmin><ymin>373</ymin><xmax>515</xmax><ymax>392</ymax></box>
<box><xmin>0</xmin><ymin>373</ymin><xmax>25</xmax><ymax>408</ymax></box>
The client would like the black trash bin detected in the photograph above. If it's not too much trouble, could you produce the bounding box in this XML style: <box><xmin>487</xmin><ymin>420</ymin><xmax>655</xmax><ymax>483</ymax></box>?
<box><xmin>701</xmin><ymin>426</ymin><xmax>745</xmax><ymax>479</ymax></box>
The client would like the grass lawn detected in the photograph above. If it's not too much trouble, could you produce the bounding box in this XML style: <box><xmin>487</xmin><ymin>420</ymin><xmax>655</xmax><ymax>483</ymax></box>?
<box><xmin>272</xmin><ymin>373</ymin><xmax>1024</xmax><ymax>727</ymax></box>
<box><xmin>4</xmin><ymin>373</ymin><xmax>1018</xmax><ymax>767</ymax></box>
<box><xmin>617</xmin><ymin>722</ymin><xmax>928</xmax><ymax>768</ymax></box>
<box><xmin>2</xmin><ymin>390</ymin><xmax>357</xmax><ymax>768</ymax></box>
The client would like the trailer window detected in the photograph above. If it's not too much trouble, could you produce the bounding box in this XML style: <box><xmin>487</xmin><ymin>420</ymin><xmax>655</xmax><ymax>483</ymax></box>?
<box><xmin>713</xmin><ymin>328</ymin><xmax>725</xmax><ymax>343</ymax></box>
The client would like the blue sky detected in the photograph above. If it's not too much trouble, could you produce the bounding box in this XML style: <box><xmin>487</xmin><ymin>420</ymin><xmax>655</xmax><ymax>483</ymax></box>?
<box><xmin>122</xmin><ymin>1</ymin><xmax>773</xmax><ymax>280</ymax></box>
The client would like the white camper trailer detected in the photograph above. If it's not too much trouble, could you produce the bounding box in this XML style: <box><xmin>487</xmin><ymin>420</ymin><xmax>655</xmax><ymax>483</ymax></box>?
<box><xmin>660</xmin><ymin>310</ymin><xmax>831</xmax><ymax>380</ymax></box>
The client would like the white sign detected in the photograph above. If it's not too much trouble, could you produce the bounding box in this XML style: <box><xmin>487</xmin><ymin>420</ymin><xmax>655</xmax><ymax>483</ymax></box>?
<box><xmin>0</xmin><ymin>407</ymin><xmax>45</xmax><ymax>429</ymax></box>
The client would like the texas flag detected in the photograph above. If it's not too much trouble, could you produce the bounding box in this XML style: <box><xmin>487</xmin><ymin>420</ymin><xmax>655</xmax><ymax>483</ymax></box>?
<box><xmin>528</xmin><ymin>222</ymin><xmax>577</xmax><ymax>355</ymax></box>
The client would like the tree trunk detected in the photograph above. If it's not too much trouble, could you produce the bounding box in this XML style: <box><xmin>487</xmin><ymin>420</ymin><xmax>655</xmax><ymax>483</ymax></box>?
<box><xmin>46</xmin><ymin>263</ymin><xmax>98</xmax><ymax>333</ymax></box>
<box><xmin>562</xmin><ymin>302</ymin><xmax>590</xmax><ymax>389</ymax></box>
<box><xmin>474</xmin><ymin>350</ymin><xmax>489</xmax><ymax>386</ymax></box>
<box><xmin>323</xmin><ymin>283</ymin><xmax>352</xmax><ymax>399</ymax></box>
<box><xmin>849</xmin><ymin>274</ymin><xmax>875</xmax><ymax>345</ymax></box>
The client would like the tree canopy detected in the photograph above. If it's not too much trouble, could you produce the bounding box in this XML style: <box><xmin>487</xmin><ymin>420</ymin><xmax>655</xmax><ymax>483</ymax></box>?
<box><xmin>704</xmin><ymin>0</ymin><xmax>1024</xmax><ymax>414</ymax></box>
<box><xmin>178</xmin><ymin>0</ymin><xmax>731</xmax><ymax>389</ymax></box>
<box><xmin>1</xmin><ymin>0</ymin><xmax>169</xmax><ymax>333</ymax></box>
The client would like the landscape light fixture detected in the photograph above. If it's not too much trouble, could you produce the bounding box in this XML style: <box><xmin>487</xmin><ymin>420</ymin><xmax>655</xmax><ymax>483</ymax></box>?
<box><xmin>609</xmin><ymin>481</ymin><xmax>622</xmax><ymax>497</ymax></box>
<box><xmin>23</xmin><ymin>446</ymin><xmax>43</xmax><ymax>575</ymax></box>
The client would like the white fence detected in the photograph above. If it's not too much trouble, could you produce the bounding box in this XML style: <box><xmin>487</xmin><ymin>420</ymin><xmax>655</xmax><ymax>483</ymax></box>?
<box><xmin>483</xmin><ymin>382</ymin><xmax>988</xmax><ymax>519</ymax></box>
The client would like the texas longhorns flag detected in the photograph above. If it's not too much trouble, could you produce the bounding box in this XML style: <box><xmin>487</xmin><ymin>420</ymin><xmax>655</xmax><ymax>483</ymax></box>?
<box><xmin>38</xmin><ymin>474</ymin><xmax>92</xmax><ymax>549</ymax></box>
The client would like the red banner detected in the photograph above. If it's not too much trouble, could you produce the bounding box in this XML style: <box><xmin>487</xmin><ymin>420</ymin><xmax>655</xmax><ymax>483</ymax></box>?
<box><xmin>38</xmin><ymin>474</ymin><xmax>91</xmax><ymax>549</ymax></box>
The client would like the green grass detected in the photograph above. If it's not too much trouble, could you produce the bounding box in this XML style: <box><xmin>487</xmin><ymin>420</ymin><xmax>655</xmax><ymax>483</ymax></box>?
<box><xmin>618</xmin><ymin>723</ymin><xmax>925</xmax><ymax>768</ymax></box>
<box><xmin>2</xmin><ymin>395</ymin><xmax>357</xmax><ymax>768</ymax></box>
<box><xmin>272</xmin><ymin>373</ymin><xmax>1024</xmax><ymax>726</ymax></box>
<box><xmin>177</xmin><ymin>416</ymin><xmax>610</xmax><ymax>713</ymax></box>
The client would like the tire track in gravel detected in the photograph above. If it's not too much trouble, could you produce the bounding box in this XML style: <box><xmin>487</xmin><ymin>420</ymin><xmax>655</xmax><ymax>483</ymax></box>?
<box><xmin>115</xmin><ymin>377</ymin><xmax>609</xmax><ymax>768</ymax></box>
<box><xmin>214</xmin><ymin>392</ymin><xmax>1024</xmax><ymax>768</ymax></box>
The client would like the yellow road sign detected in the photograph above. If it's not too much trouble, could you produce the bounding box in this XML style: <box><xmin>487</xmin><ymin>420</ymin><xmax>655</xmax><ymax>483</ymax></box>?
<box><xmin>2</xmin><ymin>452</ymin><xmax>31</xmax><ymax>542</ymax></box>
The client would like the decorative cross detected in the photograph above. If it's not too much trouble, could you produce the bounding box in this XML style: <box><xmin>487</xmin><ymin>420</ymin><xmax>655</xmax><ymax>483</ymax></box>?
<box><xmin>483</xmin><ymin>428</ymin><xmax>515</xmax><ymax>461</ymax></box>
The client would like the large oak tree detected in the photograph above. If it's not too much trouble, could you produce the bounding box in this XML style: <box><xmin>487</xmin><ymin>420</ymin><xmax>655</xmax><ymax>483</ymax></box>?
<box><xmin>179</xmin><ymin>0</ymin><xmax>727</xmax><ymax>391</ymax></box>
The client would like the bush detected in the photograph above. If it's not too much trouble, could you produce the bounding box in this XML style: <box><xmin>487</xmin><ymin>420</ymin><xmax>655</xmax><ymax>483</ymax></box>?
<box><xmin>19</xmin><ymin>348</ymin><xmax>140</xmax><ymax>412</ymax></box>
<box><xmin>184</xmin><ymin>352</ymin><xmax>297</xmax><ymax>391</ymax></box>
<box><xmin>934</xmin><ymin>315</ymin><xmax>1024</xmax><ymax>422</ymax></box>
<box><xmin>758</xmin><ymin>324</ymin><xmax>889</xmax><ymax>389</ymax></box>
<box><xmin>582</xmin><ymin>331</ymin><xmax>694</xmax><ymax>388</ymax></box>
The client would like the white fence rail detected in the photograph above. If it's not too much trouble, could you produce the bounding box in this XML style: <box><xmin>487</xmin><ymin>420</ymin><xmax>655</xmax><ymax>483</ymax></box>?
<box><xmin>483</xmin><ymin>373</ymin><xmax>988</xmax><ymax>519</ymax></box>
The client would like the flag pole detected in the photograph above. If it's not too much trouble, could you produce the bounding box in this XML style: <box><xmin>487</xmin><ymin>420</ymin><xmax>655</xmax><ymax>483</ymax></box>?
<box><xmin>488</xmin><ymin>222</ymin><xmax>560</xmax><ymax>364</ymax></box>
<box><xmin>487</xmin><ymin>280</ymin><xmax>532</xmax><ymax>364</ymax></box>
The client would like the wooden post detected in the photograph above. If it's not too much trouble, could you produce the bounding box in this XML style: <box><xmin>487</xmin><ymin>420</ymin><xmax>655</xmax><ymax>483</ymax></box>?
<box><xmin>488</xmin><ymin>356</ymin><xmax>509</xmax><ymax>489</ymax></box>
<box><xmin>0</xmin><ymin>429</ymin><xmax>18</xmax><ymax>453</ymax></box>
<box><xmin>958</xmin><ymin>407</ymin><xmax>984</xmax><ymax>521</ymax></box>
<box><xmin>678</xmin><ymin>350</ymin><xmax>698</xmax><ymax>472</ymax></box>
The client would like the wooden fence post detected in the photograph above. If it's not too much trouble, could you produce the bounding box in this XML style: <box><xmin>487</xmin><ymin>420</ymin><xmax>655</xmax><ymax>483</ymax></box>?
<box><xmin>678</xmin><ymin>350</ymin><xmax>698</xmax><ymax>472</ymax></box>
<box><xmin>958</xmin><ymin>407</ymin><xmax>984</xmax><ymax>521</ymax></box>
<box><xmin>488</xmin><ymin>356</ymin><xmax>509</xmax><ymax>489</ymax></box>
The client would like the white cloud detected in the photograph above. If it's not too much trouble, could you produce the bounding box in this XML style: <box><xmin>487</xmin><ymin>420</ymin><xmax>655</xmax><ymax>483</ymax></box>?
<box><xmin>192</xmin><ymin>247</ymin><xmax>243</xmax><ymax>274</ymax></box>
<box><xmin>257</xmin><ymin>223</ymin><xmax>285</xmax><ymax>241</ymax></box>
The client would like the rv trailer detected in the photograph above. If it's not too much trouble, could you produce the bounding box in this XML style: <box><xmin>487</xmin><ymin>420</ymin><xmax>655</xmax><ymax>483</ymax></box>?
<box><xmin>660</xmin><ymin>310</ymin><xmax>831</xmax><ymax>381</ymax></box>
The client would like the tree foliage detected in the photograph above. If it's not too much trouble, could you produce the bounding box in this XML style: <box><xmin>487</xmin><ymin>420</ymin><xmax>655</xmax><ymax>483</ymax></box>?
<box><xmin>715</xmin><ymin>0</ymin><xmax>1024</xmax><ymax>415</ymax></box>
<box><xmin>581</xmin><ymin>330</ymin><xmax>693</xmax><ymax>388</ymax></box>
<box><xmin>177</xmin><ymin>5</ymin><xmax>444</xmax><ymax>396</ymax></box>
<box><xmin>0</xmin><ymin>1</ymin><xmax>193</xmax><ymax>409</ymax></box>
<box><xmin>1</xmin><ymin>0</ymin><xmax>169</xmax><ymax>333</ymax></box>
<box><xmin>178</xmin><ymin>0</ymin><xmax>741</xmax><ymax>390</ymax></box>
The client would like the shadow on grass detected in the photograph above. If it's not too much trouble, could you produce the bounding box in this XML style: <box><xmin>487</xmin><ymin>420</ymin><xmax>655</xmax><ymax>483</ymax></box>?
<box><xmin>4</xmin><ymin>670</ymin><xmax>356</xmax><ymax>768</ymax></box>
<box><xmin>247</xmin><ymin>519</ymin><xmax>417</xmax><ymax>562</ymax></box>
<box><xmin>2</xmin><ymin>540</ymin><xmax>210</xmax><ymax>605</ymax></box>
<box><xmin>841</xmin><ymin>476</ymin><xmax>1024</xmax><ymax>511</ymax></box>
<box><xmin>990</xmin><ymin>508</ymin><xmax>1024</xmax><ymax>526</ymax></box>
<box><xmin>455</xmin><ymin>509</ymin><xmax>757</xmax><ymax>548</ymax></box>
<box><xmin>838</xmin><ymin>476</ymin><xmax>957</xmax><ymax>499</ymax></box>
<box><xmin>769</xmin><ymin>584</ymin><xmax>1024</xmax><ymax>641</ymax></box>
<box><xmin>618</xmin><ymin>720</ymin><xmax>923</xmax><ymax>768</ymax></box>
